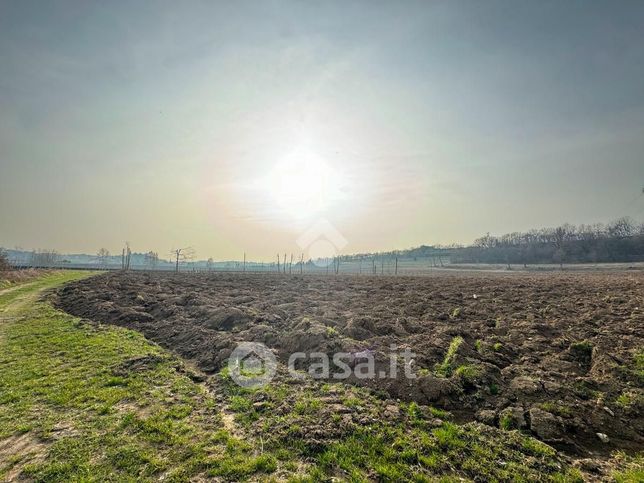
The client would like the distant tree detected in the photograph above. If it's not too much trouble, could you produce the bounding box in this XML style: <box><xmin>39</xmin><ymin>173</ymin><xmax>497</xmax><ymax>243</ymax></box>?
<box><xmin>143</xmin><ymin>251</ymin><xmax>159</xmax><ymax>269</ymax></box>
<box><xmin>97</xmin><ymin>248</ymin><xmax>110</xmax><ymax>267</ymax></box>
<box><xmin>0</xmin><ymin>248</ymin><xmax>10</xmax><ymax>271</ymax></box>
<box><xmin>121</xmin><ymin>242</ymin><xmax>132</xmax><ymax>270</ymax></box>
<box><xmin>206</xmin><ymin>257</ymin><xmax>214</xmax><ymax>271</ymax></box>
<box><xmin>171</xmin><ymin>247</ymin><xmax>195</xmax><ymax>272</ymax></box>
<box><xmin>607</xmin><ymin>217</ymin><xmax>636</xmax><ymax>238</ymax></box>
<box><xmin>30</xmin><ymin>249</ymin><xmax>59</xmax><ymax>267</ymax></box>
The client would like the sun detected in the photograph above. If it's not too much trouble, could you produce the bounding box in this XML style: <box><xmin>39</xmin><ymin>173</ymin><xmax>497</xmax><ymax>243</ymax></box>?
<box><xmin>263</xmin><ymin>147</ymin><xmax>344</xmax><ymax>220</ymax></box>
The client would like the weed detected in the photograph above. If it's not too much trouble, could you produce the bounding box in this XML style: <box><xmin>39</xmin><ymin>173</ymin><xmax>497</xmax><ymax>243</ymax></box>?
<box><xmin>612</xmin><ymin>451</ymin><xmax>644</xmax><ymax>483</ymax></box>
<box><xmin>325</xmin><ymin>326</ymin><xmax>338</xmax><ymax>337</ymax></box>
<box><xmin>499</xmin><ymin>413</ymin><xmax>515</xmax><ymax>430</ymax></box>
<box><xmin>229</xmin><ymin>395</ymin><xmax>253</xmax><ymax>412</ymax></box>
<box><xmin>569</xmin><ymin>340</ymin><xmax>593</xmax><ymax>363</ymax></box>
<box><xmin>615</xmin><ymin>391</ymin><xmax>642</xmax><ymax>408</ymax></box>
<box><xmin>435</xmin><ymin>336</ymin><xmax>464</xmax><ymax>377</ymax></box>
<box><xmin>474</xmin><ymin>339</ymin><xmax>483</xmax><ymax>353</ymax></box>
<box><xmin>428</xmin><ymin>407</ymin><xmax>450</xmax><ymax>419</ymax></box>
<box><xmin>342</xmin><ymin>396</ymin><xmax>362</xmax><ymax>408</ymax></box>
<box><xmin>294</xmin><ymin>397</ymin><xmax>322</xmax><ymax>415</ymax></box>
<box><xmin>455</xmin><ymin>364</ymin><xmax>480</xmax><ymax>383</ymax></box>
<box><xmin>521</xmin><ymin>437</ymin><xmax>556</xmax><ymax>457</ymax></box>
<box><xmin>539</xmin><ymin>402</ymin><xmax>572</xmax><ymax>417</ymax></box>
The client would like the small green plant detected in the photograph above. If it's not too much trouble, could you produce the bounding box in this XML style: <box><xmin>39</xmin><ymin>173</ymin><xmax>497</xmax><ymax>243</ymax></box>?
<box><xmin>406</xmin><ymin>401</ymin><xmax>422</xmax><ymax>421</ymax></box>
<box><xmin>433</xmin><ymin>422</ymin><xmax>466</xmax><ymax>449</ymax></box>
<box><xmin>342</xmin><ymin>396</ymin><xmax>362</xmax><ymax>408</ymax></box>
<box><xmin>294</xmin><ymin>397</ymin><xmax>322</xmax><ymax>415</ymax></box>
<box><xmin>450</xmin><ymin>307</ymin><xmax>461</xmax><ymax>319</ymax></box>
<box><xmin>489</xmin><ymin>383</ymin><xmax>499</xmax><ymax>395</ymax></box>
<box><xmin>615</xmin><ymin>391</ymin><xmax>642</xmax><ymax>408</ymax></box>
<box><xmin>612</xmin><ymin>451</ymin><xmax>644</xmax><ymax>483</ymax></box>
<box><xmin>434</xmin><ymin>336</ymin><xmax>464</xmax><ymax>377</ymax></box>
<box><xmin>326</xmin><ymin>326</ymin><xmax>338</xmax><ymax>337</ymax></box>
<box><xmin>521</xmin><ymin>437</ymin><xmax>556</xmax><ymax>457</ymax></box>
<box><xmin>229</xmin><ymin>395</ymin><xmax>252</xmax><ymax>412</ymax></box>
<box><xmin>455</xmin><ymin>364</ymin><xmax>480</xmax><ymax>383</ymax></box>
<box><xmin>493</xmin><ymin>342</ymin><xmax>503</xmax><ymax>352</ymax></box>
<box><xmin>428</xmin><ymin>406</ymin><xmax>450</xmax><ymax>419</ymax></box>
<box><xmin>633</xmin><ymin>349</ymin><xmax>644</xmax><ymax>380</ymax></box>
<box><xmin>539</xmin><ymin>402</ymin><xmax>572</xmax><ymax>417</ymax></box>
<box><xmin>569</xmin><ymin>340</ymin><xmax>593</xmax><ymax>363</ymax></box>
<box><xmin>474</xmin><ymin>339</ymin><xmax>483</xmax><ymax>353</ymax></box>
<box><xmin>499</xmin><ymin>413</ymin><xmax>515</xmax><ymax>430</ymax></box>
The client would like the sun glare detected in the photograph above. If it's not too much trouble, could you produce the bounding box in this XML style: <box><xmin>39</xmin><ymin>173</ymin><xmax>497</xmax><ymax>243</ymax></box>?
<box><xmin>263</xmin><ymin>148</ymin><xmax>345</xmax><ymax>220</ymax></box>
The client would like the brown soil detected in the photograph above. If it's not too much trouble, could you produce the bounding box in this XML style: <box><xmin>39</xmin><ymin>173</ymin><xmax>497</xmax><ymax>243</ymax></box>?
<box><xmin>54</xmin><ymin>271</ymin><xmax>643</xmax><ymax>455</ymax></box>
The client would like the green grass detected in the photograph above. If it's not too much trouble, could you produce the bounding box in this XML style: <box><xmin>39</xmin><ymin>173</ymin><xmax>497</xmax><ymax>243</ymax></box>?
<box><xmin>538</xmin><ymin>402</ymin><xmax>573</xmax><ymax>418</ymax></box>
<box><xmin>632</xmin><ymin>349</ymin><xmax>644</xmax><ymax>382</ymax></box>
<box><xmin>314</xmin><ymin>421</ymin><xmax>581</xmax><ymax>482</ymax></box>
<box><xmin>499</xmin><ymin>412</ymin><xmax>516</xmax><ymax>430</ymax></box>
<box><xmin>612</xmin><ymin>451</ymin><xmax>644</xmax><ymax>483</ymax></box>
<box><xmin>615</xmin><ymin>391</ymin><xmax>643</xmax><ymax>409</ymax></box>
<box><xmin>455</xmin><ymin>364</ymin><xmax>481</xmax><ymax>384</ymax></box>
<box><xmin>0</xmin><ymin>271</ymin><xmax>284</xmax><ymax>481</ymax></box>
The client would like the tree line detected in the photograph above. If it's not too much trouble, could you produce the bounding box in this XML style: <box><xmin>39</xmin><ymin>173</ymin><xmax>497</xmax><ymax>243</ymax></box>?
<box><xmin>451</xmin><ymin>217</ymin><xmax>644</xmax><ymax>266</ymax></box>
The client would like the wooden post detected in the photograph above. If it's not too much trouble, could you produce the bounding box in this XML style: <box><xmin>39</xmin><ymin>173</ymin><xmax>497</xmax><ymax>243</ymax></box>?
<box><xmin>277</xmin><ymin>254</ymin><xmax>280</xmax><ymax>273</ymax></box>
<box><xmin>395</xmin><ymin>257</ymin><xmax>398</xmax><ymax>275</ymax></box>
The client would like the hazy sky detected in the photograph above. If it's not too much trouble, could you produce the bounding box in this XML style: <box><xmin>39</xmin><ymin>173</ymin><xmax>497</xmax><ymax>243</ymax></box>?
<box><xmin>1</xmin><ymin>1</ymin><xmax>644</xmax><ymax>261</ymax></box>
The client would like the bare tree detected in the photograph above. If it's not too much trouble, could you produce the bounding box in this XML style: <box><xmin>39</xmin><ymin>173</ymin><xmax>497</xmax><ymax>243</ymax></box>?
<box><xmin>206</xmin><ymin>257</ymin><xmax>214</xmax><ymax>271</ymax></box>
<box><xmin>97</xmin><ymin>248</ymin><xmax>110</xmax><ymax>267</ymax></box>
<box><xmin>121</xmin><ymin>242</ymin><xmax>132</xmax><ymax>270</ymax></box>
<box><xmin>0</xmin><ymin>248</ymin><xmax>10</xmax><ymax>271</ymax></box>
<box><xmin>607</xmin><ymin>217</ymin><xmax>636</xmax><ymax>238</ymax></box>
<box><xmin>30</xmin><ymin>249</ymin><xmax>59</xmax><ymax>267</ymax></box>
<box><xmin>171</xmin><ymin>247</ymin><xmax>195</xmax><ymax>272</ymax></box>
<box><xmin>144</xmin><ymin>251</ymin><xmax>159</xmax><ymax>269</ymax></box>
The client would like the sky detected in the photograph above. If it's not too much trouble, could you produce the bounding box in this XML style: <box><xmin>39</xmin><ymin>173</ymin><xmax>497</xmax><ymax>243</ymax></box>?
<box><xmin>1</xmin><ymin>0</ymin><xmax>644</xmax><ymax>261</ymax></box>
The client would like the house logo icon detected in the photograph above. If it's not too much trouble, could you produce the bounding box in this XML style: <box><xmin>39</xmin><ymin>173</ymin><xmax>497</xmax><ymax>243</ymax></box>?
<box><xmin>228</xmin><ymin>342</ymin><xmax>277</xmax><ymax>388</ymax></box>
<box><xmin>296</xmin><ymin>218</ymin><xmax>348</xmax><ymax>267</ymax></box>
